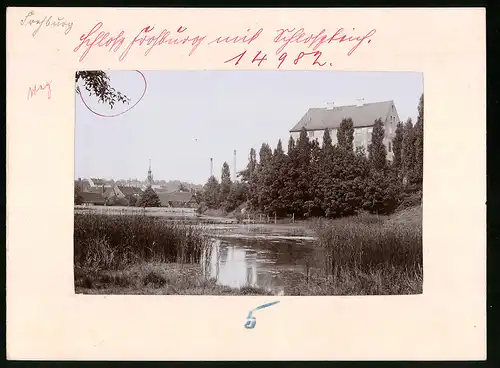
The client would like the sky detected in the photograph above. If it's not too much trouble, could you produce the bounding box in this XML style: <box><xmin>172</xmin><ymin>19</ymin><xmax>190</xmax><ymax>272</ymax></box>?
<box><xmin>75</xmin><ymin>70</ymin><xmax>423</xmax><ymax>185</ymax></box>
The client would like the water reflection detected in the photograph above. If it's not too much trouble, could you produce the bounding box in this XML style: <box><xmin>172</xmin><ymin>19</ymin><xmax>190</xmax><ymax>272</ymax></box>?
<box><xmin>201</xmin><ymin>238</ymin><xmax>317</xmax><ymax>295</ymax></box>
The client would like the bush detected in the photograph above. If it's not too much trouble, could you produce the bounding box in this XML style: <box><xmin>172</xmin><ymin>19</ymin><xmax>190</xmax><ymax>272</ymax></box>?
<box><xmin>361</xmin><ymin>171</ymin><xmax>400</xmax><ymax>215</ymax></box>
<box><xmin>74</xmin><ymin>187</ymin><xmax>83</xmax><ymax>205</ymax></box>
<box><xmin>127</xmin><ymin>195</ymin><xmax>138</xmax><ymax>207</ymax></box>
<box><xmin>398</xmin><ymin>190</ymin><xmax>422</xmax><ymax>210</ymax></box>
<box><xmin>196</xmin><ymin>202</ymin><xmax>207</xmax><ymax>214</ymax></box>
<box><xmin>142</xmin><ymin>270</ymin><xmax>167</xmax><ymax>287</ymax></box>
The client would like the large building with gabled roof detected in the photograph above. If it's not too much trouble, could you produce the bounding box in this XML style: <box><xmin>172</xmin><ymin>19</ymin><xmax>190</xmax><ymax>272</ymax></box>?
<box><xmin>290</xmin><ymin>100</ymin><xmax>400</xmax><ymax>161</ymax></box>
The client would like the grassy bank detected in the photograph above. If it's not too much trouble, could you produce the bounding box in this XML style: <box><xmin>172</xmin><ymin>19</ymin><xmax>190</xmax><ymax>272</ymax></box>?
<box><xmin>75</xmin><ymin>262</ymin><xmax>273</xmax><ymax>295</ymax></box>
<box><xmin>74</xmin><ymin>213</ymin><xmax>273</xmax><ymax>295</ymax></box>
<box><xmin>74</xmin><ymin>208</ymin><xmax>422</xmax><ymax>296</ymax></box>
<box><xmin>303</xmin><ymin>208</ymin><xmax>422</xmax><ymax>295</ymax></box>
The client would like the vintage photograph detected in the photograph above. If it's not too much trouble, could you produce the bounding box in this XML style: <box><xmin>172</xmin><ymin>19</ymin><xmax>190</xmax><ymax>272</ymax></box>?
<box><xmin>74</xmin><ymin>70</ymin><xmax>423</xmax><ymax>296</ymax></box>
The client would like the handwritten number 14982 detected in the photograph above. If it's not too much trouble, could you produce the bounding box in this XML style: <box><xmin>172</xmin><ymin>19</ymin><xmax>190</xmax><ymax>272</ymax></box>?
<box><xmin>225</xmin><ymin>50</ymin><xmax>328</xmax><ymax>68</ymax></box>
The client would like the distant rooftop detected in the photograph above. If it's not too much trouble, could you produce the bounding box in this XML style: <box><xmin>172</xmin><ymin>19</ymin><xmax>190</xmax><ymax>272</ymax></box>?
<box><xmin>117</xmin><ymin>185</ymin><xmax>143</xmax><ymax>196</ymax></box>
<box><xmin>157</xmin><ymin>191</ymin><xmax>195</xmax><ymax>205</ymax></box>
<box><xmin>290</xmin><ymin>100</ymin><xmax>395</xmax><ymax>132</ymax></box>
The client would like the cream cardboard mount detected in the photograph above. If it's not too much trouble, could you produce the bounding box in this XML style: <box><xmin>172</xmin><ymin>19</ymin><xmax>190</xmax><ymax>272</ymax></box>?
<box><xmin>6</xmin><ymin>7</ymin><xmax>486</xmax><ymax>361</ymax></box>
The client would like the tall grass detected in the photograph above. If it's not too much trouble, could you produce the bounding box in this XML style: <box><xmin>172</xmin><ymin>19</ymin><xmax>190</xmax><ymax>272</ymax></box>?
<box><xmin>310</xmin><ymin>213</ymin><xmax>422</xmax><ymax>294</ymax></box>
<box><xmin>74</xmin><ymin>213</ymin><xmax>210</xmax><ymax>271</ymax></box>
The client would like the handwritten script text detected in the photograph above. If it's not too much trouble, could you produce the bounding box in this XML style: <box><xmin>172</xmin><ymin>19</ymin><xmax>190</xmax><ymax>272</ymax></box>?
<box><xmin>73</xmin><ymin>22</ymin><xmax>376</xmax><ymax>67</ymax></box>
<box><xmin>21</xmin><ymin>11</ymin><xmax>73</xmax><ymax>37</ymax></box>
<box><xmin>27</xmin><ymin>81</ymin><xmax>52</xmax><ymax>101</ymax></box>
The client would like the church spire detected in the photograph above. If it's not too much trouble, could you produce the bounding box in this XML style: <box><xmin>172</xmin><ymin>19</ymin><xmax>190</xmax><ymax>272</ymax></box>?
<box><xmin>147</xmin><ymin>158</ymin><xmax>154</xmax><ymax>186</ymax></box>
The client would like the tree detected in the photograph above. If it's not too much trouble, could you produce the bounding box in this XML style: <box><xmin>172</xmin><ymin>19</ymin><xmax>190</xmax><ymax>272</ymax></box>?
<box><xmin>238</xmin><ymin>148</ymin><xmax>257</xmax><ymax>183</ymax></box>
<box><xmin>413</xmin><ymin>94</ymin><xmax>424</xmax><ymax>188</ymax></box>
<box><xmin>220</xmin><ymin>162</ymin><xmax>233</xmax><ymax>206</ymax></box>
<box><xmin>267</xmin><ymin>139</ymin><xmax>289</xmax><ymax>217</ymax></box>
<box><xmin>305</xmin><ymin>138</ymin><xmax>323</xmax><ymax>216</ymax></box>
<box><xmin>361</xmin><ymin>170</ymin><xmax>399</xmax><ymax>215</ymax></box>
<box><xmin>392</xmin><ymin>121</ymin><xmax>404</xmax><ymax>173</ymax></box>
<box><xmin>402</xmin><ymin>118</ymin><xmax>415</xmax><ymax>185</ymax></box>
<box><xmin>224</xmin><ymin>182</ymin><xmax>248</xmax><ymax>213</ymax></box>
<box><xmin>74</xmin><ymin>186</ymin><xmax>83</xmax><ymax>205</ymax></box>
<box><xmin>203</xmin><ymin>175</ymin><xmax>220</xmax><ymax>209</ymax></box>
<box><xmin>286</xmin><ymin>128</ymin><xmax>312</xmax><ymax>216</ymax></box>
<box><xmin>138</xmin><ymin>186</ymin><xmax>161</xmax><ymax>207</ymax></box>
<box><xmin>245</xmin><ymin>143</ymin><xmax>275</xmax><ymax>214</ymax></box>
<box><xmin>258</xmin><ymin>143</ymin><xmax>273</xmax><ymax>167</ymax></box>
<box><xmin>273</xmin><ymin>139</ymin><xmax>284</xmax><ymax>157</ymax></box>
<box><xmin>75</xmin><ymin>71</ymin><xmax>130</xmax><ymax>108</ymax></box>
<box><xmin>323</xmin><ymin>128</ymin><xmax>332</xmax><ymax>150</ymax></box>
<box><xmin>368</xmin><ymin>118</ymin><xmax>387</xmax><ymax>171</ymax></box>
<box><xmin>178</xmin><ymin>183</ymin><xmax>188</xmax><ymax>192</ymax></box>
<box><xmin>337</xmin><ymin>118</ymin><xmax>354</xmax><ymax>152</ymax></box>
<box><xmin>288</xmin><ymin>135</ymin><xmax>296</xmax><ymax>154</ymax></box>
<box><xmin>126</xmin><ymin>195</ymin><xmax>137</xmax><ymax>207</ymax></box>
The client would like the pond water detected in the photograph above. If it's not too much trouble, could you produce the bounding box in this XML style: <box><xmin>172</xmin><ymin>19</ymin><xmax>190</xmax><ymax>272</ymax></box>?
<box><xmin>200</xmin><ymin>237</ymin><xmax>320</xmax><ymax>295</ymax></box>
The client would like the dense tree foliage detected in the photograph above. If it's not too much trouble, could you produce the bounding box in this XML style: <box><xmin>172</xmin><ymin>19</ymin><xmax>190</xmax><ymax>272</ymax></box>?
<box><xmin>126</xmin><ymin>195</ymin><xmax>137</xmax><ymax>207</ymax></box>
<box><xmin>238</xmin><ymin>148</ymin><xmax>257</xmax><ymax>183</ymax></box>
<box><xmin>138</xmin><ymin>186</ymin><xmax>161</xmax><ymax>207</ymax></box>
<box><xmin>413</xmin><ymin>94</ymin><xmax>424</xmax><ymax>186</ymax></box>
<box><xmin>202</xmin><ymin>175</ymin><xmax>220</xmax><ymax>209</ymax></box>
<box><xmin>219</xmin><ymin>161</ymin><xmax>233</xmax><ymax>209</ymax></box>
<box><xmin>337</xmin><ymin>118</ymin><xmax>355</xmax><ymax>152</ymax></box>
<box><xmin>402</xmin><ymin>118</ymin><xmax>416</xmax><ymax>185</ymax></box>
<box><xmin>392</xmin><ymin>121</ymin><xmax>404</xmax><ymax>172</ymax></box>
<box><xmin>199</xmin><ymin>96</ymin><xmax>423</xmax><ymax>217</ymax></box>
<box><xmin>368</xmin><ymin>118</ymin><xmax>387</xmax><ymax>171</ymax></box>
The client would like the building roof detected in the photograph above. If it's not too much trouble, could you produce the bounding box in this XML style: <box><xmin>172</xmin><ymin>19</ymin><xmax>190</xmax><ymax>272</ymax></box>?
<box><xmin>153</xmin><ymin>187</ymin><xmax>172</xmax><ymax>193</ymax></box>
<box><xmin>117</xmin><ymin>186</ymin><xmax>143</xmax><ymax>196</ymax></box>
<box><xmin>157</xmin><ymin>191</ymin><xmax>195</xmax><ymax>206</ymax></box>
<box><xmin>84</xmin><ymin>187</ymin><xmax>105</xmax><ymax>194</ymax></box>
<box><xmin>90</xmin><ymin>178</ymin><xmax>108</xmax><ymax>185</ymax></box>
<box><xmin>290</xmin><ymin>100</ymin><xmax>394</xmax><ymax>132</ymax></box>
<box><xmin>80</xmin><ymin>191</ymin><xmax>106</xmax><ymax>204</ymax></box>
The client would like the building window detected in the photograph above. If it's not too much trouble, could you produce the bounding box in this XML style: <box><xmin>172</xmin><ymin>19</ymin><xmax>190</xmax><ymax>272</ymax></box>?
<box><xmin>308</xmin><ymin>131</ymin><xmax>314</xmax><ymax>138</ymax></box>
<box><xmin>388</xmin><ymin>142</ymin><xmax>392</xmax><ymax>152</ymax></box>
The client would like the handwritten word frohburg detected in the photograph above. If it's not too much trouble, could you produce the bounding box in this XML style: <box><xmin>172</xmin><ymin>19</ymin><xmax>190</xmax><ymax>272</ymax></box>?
<box><xmin>73</xmin><ymin>23</ymin><xmax>209</xmax><ymax>62</ymax></box>
<box><xmin>20</xmin><ymin>11</ymin><xmax>73</xmax><ymax>37</ymax></box>
<box><xmin>27</xmin><ymin>81</ymin><xmax>52</xmax><ymax>101</ymax></box>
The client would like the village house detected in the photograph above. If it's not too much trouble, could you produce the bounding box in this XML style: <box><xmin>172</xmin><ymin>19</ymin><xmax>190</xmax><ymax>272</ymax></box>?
<box><xmin>75</xmin><ymin>178</ymin><xmax>89</xmax><ymax>191</ymax></box>
<box><xmin>75</xmin><ymin>178</ymin><xmax>107</xmax><ymax>195</ymax></box>
<box><xmin>80</xmin><ymin>191</ymin><xmax>106</xmax><ymax>206</ymax></box>
<box><xmin>88</xmin><ymin>177</ymin><xmax>113</xmax><ymax>188</ymax></box>
<box><xmin>157</xmin><ymin>191</ymin><xmax>197</xmax><ymax>208</ymax></box>
<box><xmin>102</xmin><ymin>185</ymin><xmax>143</xmax><ymax>206</ymax></box>
<box><xmin>104</xmin><ymin>185</ymin><xmax>143</xmax><ymax>199</ymax></box>
<box><xmin>289</xmin><ymin>100</ymin><xmax>400</xmax><ymax>161</ymax></box>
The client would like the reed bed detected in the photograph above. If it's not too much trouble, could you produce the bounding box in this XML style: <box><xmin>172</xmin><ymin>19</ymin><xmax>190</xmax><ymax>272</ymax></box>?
<box><xmin>308</xmin><ymin>213</ymin><xmax>423</xmax><ymax>294</ymax></box>
<box><xmin>74</xmin><ymin>213</ymin><xmax>210</xmax><ymax>271</ymax></box>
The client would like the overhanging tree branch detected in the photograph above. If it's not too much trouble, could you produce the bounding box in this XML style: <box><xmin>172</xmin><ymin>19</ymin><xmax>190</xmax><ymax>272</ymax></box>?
<box><xmin>75</xmin><ymin>71</ymin><xmax>131</xmax><ymax>109</ymax></box>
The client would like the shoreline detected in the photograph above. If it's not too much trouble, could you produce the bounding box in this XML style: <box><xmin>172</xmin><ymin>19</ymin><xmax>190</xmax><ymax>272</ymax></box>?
<box><xmin>75</xmin><ymin>260</ymin><xmax>422</xmax><ymax>296</ymax></box>
<box><xmin>75</xmin><ymin>263</ymin><xmax>274</xmax><ymax>296</ymax></box>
